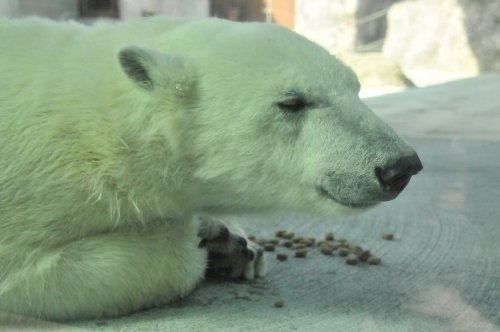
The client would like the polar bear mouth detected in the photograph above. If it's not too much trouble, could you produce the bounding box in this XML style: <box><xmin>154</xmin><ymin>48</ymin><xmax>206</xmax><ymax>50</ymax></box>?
<box><xmin>316</xmin><ymin>186</ymin><xmax>375</xmax><ymax>208</ymax></box>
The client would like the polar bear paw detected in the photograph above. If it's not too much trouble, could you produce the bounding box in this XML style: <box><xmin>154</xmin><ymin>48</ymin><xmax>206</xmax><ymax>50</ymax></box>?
<box><xmin>198</xmin><ymin>216</ymin><xmax>266</xmax><ymax>280</ymax></box>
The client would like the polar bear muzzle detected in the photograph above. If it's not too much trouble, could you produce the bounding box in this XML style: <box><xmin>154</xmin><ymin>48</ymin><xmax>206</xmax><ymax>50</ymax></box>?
<box><xmin>317</xmin><ymin>153</ymin><xmax>422</xmax><ymax>208</ymax></box>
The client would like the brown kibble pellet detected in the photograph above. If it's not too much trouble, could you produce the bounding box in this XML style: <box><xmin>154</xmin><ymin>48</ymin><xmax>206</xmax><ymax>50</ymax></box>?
<box><xmin>256</xmin><ymin>239</ymin><xmax>267</xmax><ymax>246</ymax></box>
<box><xmin>248</xmin><ymin>235</ymin><xmax>256</xmax><ymax>241</ymax></box>
<box><xmin>338</xmin><ymin>241</ymin><xmax>349</xmax><ymax>248</ymax></box>
<box><xmin>348</xmin><ymin>244</ymin><xmax>363</xmax><ymax>254</ymax></box>
<box><xmin>263</xmin><ymin>243</ymin><xmax>275</xmax><ymax>251</ymax></box>
<box><xmin>294</xmin><ymin>249</ymin><xmax>308</xmax><ymax>258</ymax></box>
<box><xmin>338</xmin><ymin>248</ymin><xmax>349</xmax><ymax>256</ymax></box>
<box><xmin>345</xmin><ymin>253</ymin><xmax>359</xmax><ymax>265</ymax></box>
<box><xmin>274</xmin><ymin>299</ymin><xmax>285</xmax><ymax>308</ymax></box>
<box><xmin>382</xmin><ymin>233</ymin><xmax>394</xmax><ymax>240</ymax></box>
<box><xmin>299</xmin><ymin>239</ymin><xmax>313</xmax><ymax>247</ymax></box>
<box><xmin>260</xmin><ymin>231</ymin><xmax>381</xmax><ymax>265</ymax></box>
<box><xmin>320</xmin><ymin>246</ymin><xmax>334</xmax><ymax>255</ymax></box>
<box><xmin>276</xmin><ymin>253</ymin><xmax>288</xmax><ymax>261</ymax></box>
<box><xmin>367</xmin><ymin>256</ymin><xmax>381</xmax><ymax>265</ymax></box>
<box><xmin>358</xmin><ymin>250</ymin><xmax>371</xmax><ymax>262</ymax></box>
<box><xmin>294</xmin><ymin>243</ymin><xmax>307</xmax><ymax>250</ymax></box>
<box><xmin>275</xmin><ymin>230</ymin><xmax>287</xmax><ymax>238</ymax></box>
<box><xmin>319</xmin><ymin>241</ymin><xmax>335</xmax><ymax>249</ymax></box>
<box><xmin>320</xmin><ymin>243</ymin><xmax>334</xmax><ymax>249</ymax></box>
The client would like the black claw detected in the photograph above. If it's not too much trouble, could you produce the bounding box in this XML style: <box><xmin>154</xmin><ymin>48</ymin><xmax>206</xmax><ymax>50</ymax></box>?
<box><xmin>214</xmin><ymin>227</ymin><xmax>230</xmax><ymax>242</ymax></box>
<box><xmin>241</xmin><ymin>249</ymin><xmax>255</xmax><ymax>261</ymax></box>
<box><xmin>236</xmin><ymin>236</ymin><xmax>247</xmax><ymax>247</ymax></box>
<box><xmin>244</xmin><ymin>249</ymin><xmax>255</xmax><ymax>261</ymax></box>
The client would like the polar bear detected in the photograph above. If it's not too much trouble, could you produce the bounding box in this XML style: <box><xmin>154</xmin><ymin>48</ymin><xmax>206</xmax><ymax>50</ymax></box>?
<box><xmin>0</xmin><ymin>16</ymin><xmax>422</xmax><ymax>321</ymax></box>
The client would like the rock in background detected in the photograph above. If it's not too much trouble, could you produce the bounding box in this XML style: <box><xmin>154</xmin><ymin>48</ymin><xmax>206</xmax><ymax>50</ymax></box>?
<box><xmin>338</xmin><ymin>52</ymin><xmax>414</xmax><ymax>97</ymax></box>
<box><xmin>295</xmin><ymin>0</ymin><xmax>358</xmax><ymax>53</ymax></box>
<box><xmin>295</xmin><ymin>0</ymin><xmax>499</xmax><ymax>90</ymax></box>
<box><xmin>295</xmin><ymin>0</ymin><xmax>412</xmax><ymax>95</ymax></box>
<box><xmin>459</xmin><ymin>0</ymin><xmax>500</xmax><ymax>72</ymax></box>
<box><xmin>383</xmin><ymin>0</ymin><xmax>500</xmax><ymax>85</ymax></box>
<box><xmin>355</xmin><ymin>0</ymin><xmax>400</xmax><ymax>52</ymax></box>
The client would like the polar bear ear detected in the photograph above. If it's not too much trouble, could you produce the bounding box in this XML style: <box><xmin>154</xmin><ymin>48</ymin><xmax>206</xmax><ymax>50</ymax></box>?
<box><xmin>118</xmin><ymin>46</ymin><xmax>194</xmax><ymax>93</ymax></box>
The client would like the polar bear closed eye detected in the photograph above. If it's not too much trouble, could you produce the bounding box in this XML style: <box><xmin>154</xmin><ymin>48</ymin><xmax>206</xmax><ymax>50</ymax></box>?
<box><xmin>0</xmin><ymin>16</ymin><xmax>421</xmax><ymax>321</ymax></box>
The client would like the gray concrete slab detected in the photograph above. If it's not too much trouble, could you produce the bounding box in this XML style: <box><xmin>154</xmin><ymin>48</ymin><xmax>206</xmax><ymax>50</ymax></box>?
<box><xmin>5</xmin><ymin>74</ymin><xmax>500</xmax><ymax>332</ymax></box>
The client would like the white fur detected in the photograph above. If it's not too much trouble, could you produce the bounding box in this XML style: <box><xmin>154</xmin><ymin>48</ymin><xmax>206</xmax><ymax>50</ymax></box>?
<box><xmin>0</xmin><ymin>16</ymin><xmax>416</xmax><ymax>320</ymax></box>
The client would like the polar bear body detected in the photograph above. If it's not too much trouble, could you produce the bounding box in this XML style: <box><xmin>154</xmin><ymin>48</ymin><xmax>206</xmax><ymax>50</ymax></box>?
<box><xmin>0</xmin><ymin>17</ymin><xmax>421</xmax><ymax>320</ymax></box>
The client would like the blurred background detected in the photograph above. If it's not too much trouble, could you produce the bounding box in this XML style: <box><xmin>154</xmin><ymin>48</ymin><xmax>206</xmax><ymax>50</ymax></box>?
<box><xmin>1</xmin><ymin>0</ymin><xmax>499</xmax><ymax>97</ymax></box>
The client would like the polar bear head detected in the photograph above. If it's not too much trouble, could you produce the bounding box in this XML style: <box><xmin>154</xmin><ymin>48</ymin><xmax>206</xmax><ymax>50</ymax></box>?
<box><xmin>118</xmin><ymin>18</ymin><xmax>422</xmax><ymax>217</ymax></box>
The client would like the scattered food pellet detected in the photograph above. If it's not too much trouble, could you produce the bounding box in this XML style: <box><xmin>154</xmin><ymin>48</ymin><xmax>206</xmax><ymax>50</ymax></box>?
<box><xmin>263</xmin><ymin>243</ymin><xmax>276</xmax><ymax>251</ymax></box>
<box><xmin>274</xmin><ymin>299</ymin><xmax>285</xmax><ymax>308</ymax></box>
<box><xmin>349</xmin><ymin>244</ymin><xmax>363</xmax><ymax>254</ymax></box>
<box><xmin>338</xmin><ymin>248</ymin><xmax>349</xmax><ymax>257</ymax></box>
<box><xmin>367</xmin><ymin>256</ymin><xmax>381</xmax><ymax>265</ymax></box>
<box><xmin>255</xmin><ymin>230</ymin><xmax>385</xmax><ymax>267</ymax></box>
<box><xmin>299</xmin><ymin>239</ymin><xmax>313</xmax><ymax>247</ymax></box>
<box><xmin>298</xmin><ymin>239</ymin><xmax>309</xmax><ymax>246</ymax></box>
<box><xmin>294</xmin><ymin>249</ymin><xmax>308</xmax><ymax>258</ymax></box>
<box><xmin>358</xmin><ymin>250</ymin><xmax>371</xmax><ymax>262</ymax></box>
<box><xmin>275</xmin><ymin>230</ymin><xmax>287</xmax><ymax>238</ymax></box>
<box><xmin>320</xmin><ymin>246</ymin><xmax>334</xmax><ymax>255</ymax></box>
<box><xmin>338</xmin><ymin>241</ymin><xmax>349</xmax><ymax>248</ymax></box>
<box><xmin>294</xmin><ymin>243</ymin><xmax>307</xmax><ymax>250</ymax></box>
<box><xmin>317</xmin><ymin>240</ymin><xmax>326</xmax><ymax>247</ymax></box>
<box><xmin>345</xmin><ymin>253</ymin><xmax>359</xmax><ymax>265</ymax></box>
<box><xmin>320</xmin><ymin>243</ymin><xmax>334</xmax><ymax>249</ymax></box>
<box><xmin>276</xmin><ymin>253</ymin><xmax>288</xmax><ymax>261</ymax></box>
<box><xmin>331</xmin><ymin>242</ymin><xmax>341</xmax><ymax>250</ymax></box>
<box><xmin>256</xmin><ymin>239</ymin><xmax>268</xmax><ymax>246</ymax></box>
<box><xmin>382</xmin><ymin>233</ymin><xmax>394</xmax><ymax>240</ymax></box>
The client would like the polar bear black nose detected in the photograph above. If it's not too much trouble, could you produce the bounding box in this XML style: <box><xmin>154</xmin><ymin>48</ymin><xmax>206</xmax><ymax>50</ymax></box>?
<box><xmin>375</xmin><ymin>154</ymin><xmax>423</xmax><ymax>198</ymax></box>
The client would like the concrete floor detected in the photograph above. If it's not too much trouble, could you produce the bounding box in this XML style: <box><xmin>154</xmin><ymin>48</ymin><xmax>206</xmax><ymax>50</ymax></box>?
<box><xmin>5</xmin><ymin>74</ymin><xmax>500</xmax><ymax>331</ymax></box>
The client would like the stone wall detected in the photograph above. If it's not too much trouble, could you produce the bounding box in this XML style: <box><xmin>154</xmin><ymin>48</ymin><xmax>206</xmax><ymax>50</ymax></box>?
<box><xmin>458</xmin><ymin>0</ymin><xmax>500</xmax><ymax>72</ymax></box>
<box><xmin>0</xmin><ymin>0</ymin><xmax>209</xmax><ymax>20</ymax></box>
<box><xmin>120</xmin><ymin>0</ymin><xmax>208</xmax><ymax>19</ymax></box>
<box><xmin>295</xmin><ymin>0</ymin><xmax>398</xmax><ymax>53</ymax></box>
<box><xmin>355</xmin><ymin>0</ymin><xmax>400</xmax><ymax>51</ymax></box>
<box><xmin>295</xmin><ymin>0</ymin><xmax>358</xmax><ymax>53</ymax></box>
<box><xmin>383</xmin><ymin>0</ymin><xmax>499</xmax><ymax>83</ymax></box>
<box><xmin>0</xmin><ymin>0</ymin><xmax>78</xmax><ymax>20</ymax></box>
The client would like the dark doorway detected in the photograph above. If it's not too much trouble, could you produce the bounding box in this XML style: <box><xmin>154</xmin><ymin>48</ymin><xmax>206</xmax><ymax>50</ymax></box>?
<box><xmin>79</xmin><ymin>0</ymin><xmax>120</xmax><ymax>19</ymax></box>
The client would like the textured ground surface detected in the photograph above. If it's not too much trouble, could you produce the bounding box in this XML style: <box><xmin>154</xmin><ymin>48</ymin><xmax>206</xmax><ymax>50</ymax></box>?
<box><xmin>5</xmin><ymin>74</ymin><xmax>500</xmax><ymax>332</ymax></box>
